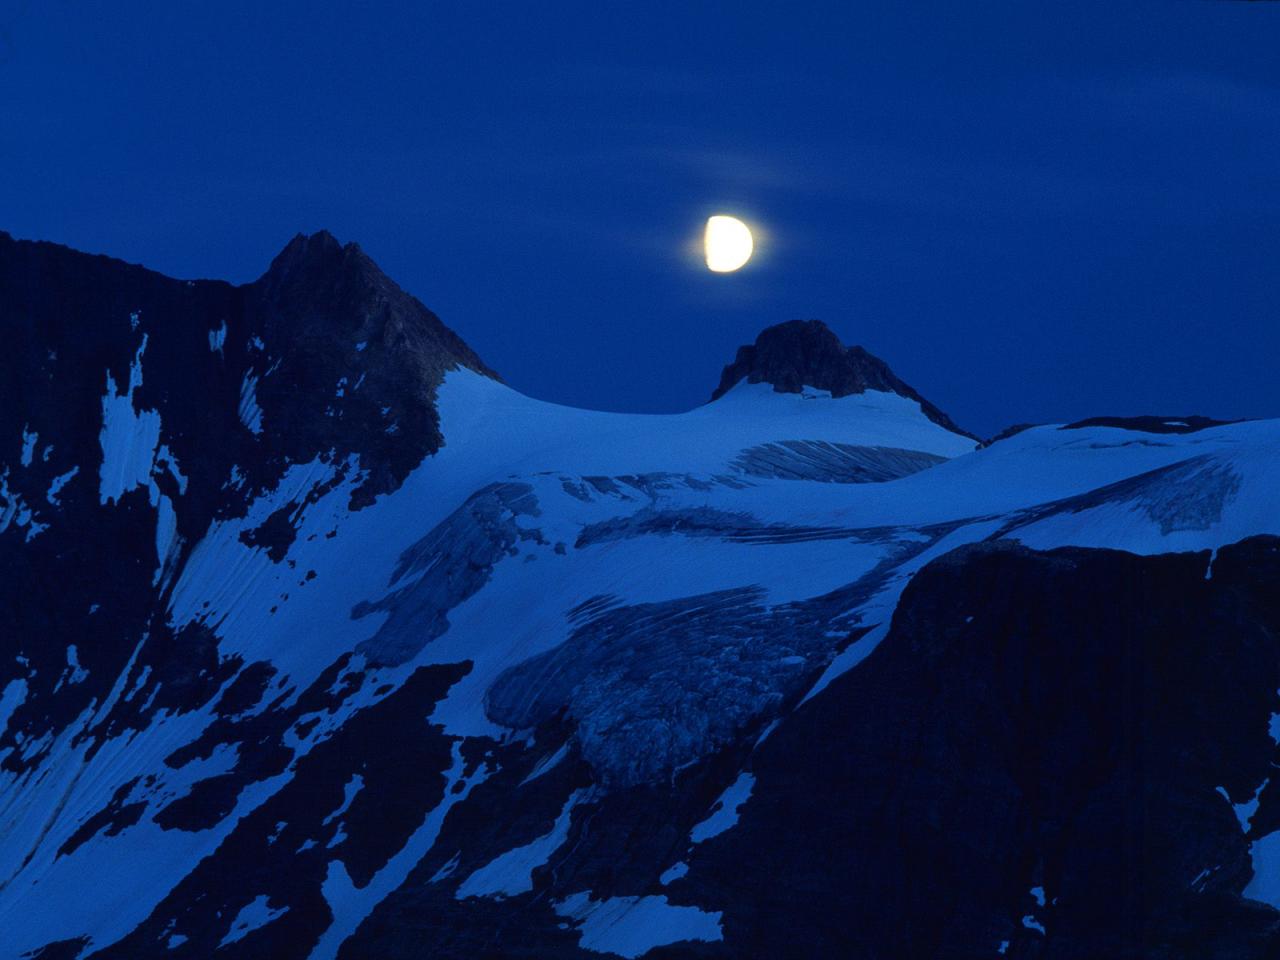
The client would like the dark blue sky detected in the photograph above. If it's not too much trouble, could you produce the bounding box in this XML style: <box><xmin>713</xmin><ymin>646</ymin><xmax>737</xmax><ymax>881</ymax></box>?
<box><xmin>4</xmin><ymin>2</ymin><xmax>1278</xmax><ymax>436</ymax></box>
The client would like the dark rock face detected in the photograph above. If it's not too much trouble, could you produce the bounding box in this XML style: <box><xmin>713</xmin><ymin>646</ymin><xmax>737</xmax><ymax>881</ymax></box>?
<box><xmin>689</xmin><ymin>537</ymin><xmax>1280</xmax><ymax>959</ymax></box>
<box><xmin>247</xmin><ymin>231</ymin><xmax>499</xmax><ymax>507</ymax></box>
<box><xmin>710</xmin><ymin>319</ymin><xmax>972</xmax><ymax>437</ymax></box>
<box><xmin>979</xmin><ymin>422</ymin><xmax>1039</xmax><ymax>448</ymax></box>
<box><xmin>1062</xmin><ymin>415</ymin><xmax>1240</xmax><ymax>435</ymax></box>
<box><xmin>0</xmin><ymin>228</ymin><xmax>496</xmax><ymax>532</ymax></box>
<box><xmin>89</xmin><ymin>660</ymin><xmax>471</xmax><ymax>960</ymax></box>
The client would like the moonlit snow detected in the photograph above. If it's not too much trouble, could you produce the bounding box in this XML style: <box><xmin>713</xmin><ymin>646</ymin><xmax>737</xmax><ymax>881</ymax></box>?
<box><xmin>4</xmin><ymin>356</ymin><xmax>1280</xmax><ymax>957</ymax></box>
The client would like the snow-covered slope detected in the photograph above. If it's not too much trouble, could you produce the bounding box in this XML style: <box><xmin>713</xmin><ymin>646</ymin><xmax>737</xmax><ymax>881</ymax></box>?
<box><xmin>2</xmin><ymin>232</ymin><xmax>1279</xmax><ymax>960</ymax></box>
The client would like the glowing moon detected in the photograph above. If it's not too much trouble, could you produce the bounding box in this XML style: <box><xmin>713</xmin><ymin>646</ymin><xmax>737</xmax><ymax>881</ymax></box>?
<box><xmin>704</xmin><ymin>215</ymin><xmax>754</xmax><ymax>272</ymax></box>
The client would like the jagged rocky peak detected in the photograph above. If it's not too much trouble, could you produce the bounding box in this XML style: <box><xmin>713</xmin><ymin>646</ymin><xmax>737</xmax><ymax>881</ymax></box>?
<box><xmin>711</xmin><ymin>319</ymin><xmax>972</xmax><ymax>436</ymax></box>
<box><xmin>0</xmin><ymin>228</ymin><xmax>502</xmax><ymax>517</ymax></box>
<box><xmin>253</xmin><ymin>230</ymin><xmax>497</xmax><ymax>381</ymax></box>
<box><xmin>242</xmin><ymin>230</ymin><xmax>502</xmax><ymax>505</ymax></box>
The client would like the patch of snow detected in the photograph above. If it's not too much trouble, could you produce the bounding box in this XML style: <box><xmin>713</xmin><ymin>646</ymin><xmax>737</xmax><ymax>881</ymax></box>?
<box><xmin>322</xmin><ymin>774</ymin><xmax>364</xmax><ymax>828</ymax></box>
<box><xmin>123</xmin><ymin>664</ymin><xmax>152</xmax><ymax>703</ymax></box>
<box><xmin>456</xmin><ymin>789</ymin><xmax>585</xmax><ymax>899</ymax></box>
<box><xmin>554</xmin><ymin>891</ymin><xmax>722</xmax><ymax>958</ymax></box>
<box><xmin>64</xmin><ymin>646</ymin><xmax>88</xmax><ymax>685</ymax></box>
<box><xmin>520</xmin><ymin>742</ymin><xmax>569</xmax><ymax>786</ymax></box>
<box><xmin>46</xmin><ymin>466</ymin><xmax>79</xmax><ymax>506</ymax></box>
<box><xmin>218</xmin><ymin>894</ymin><xmax>288</xmax><ymax>947</ymax></box>
<box><xmin>156</xmin><ymin>445</ymin><xmax>188</xmax><ymax>495</ymax></box>
<box><xmin>659</xmin><ymin>861</ymin><xmax>688</xmax><ymax>885</ymax></box>
<box><xmin>1220</xmin><ymin>783</ymin><xmax>1267</xmax><ymax>832</ymax></box>
<box><xmin>429</xmin><ymin>852</ymin><xmax>461</xmax><ymax>884</ymax></box>
<box><xmin>1244</xmin><ymin>834</ymin><xmax>1280</xmax><ymax>911</ymax></box>
<box><xmin>0</xmin><ymin>468</ymin><xmax>39</xmax><ymax>539</ymax></box>
<box><xmin>238</xmin><ymin>373</ymin><xmax>264</xmax><ymax>435</ymax></box>
<box><xmin>208</xmin><ymin>324</ymin><xmax>227</xmax><ymax>353</ymax></box>
<box><xmin>310</xmin><ymin>742</ymin><xmax>488</xmax><ymax>960</ymax></box>
<box><xmin>168</xmin><ymin>456</ymin><xmax>368</xmax><ymax>689</ymax></box>
<box><xmin>153</xmin><ymin>492</ymin><xmax>181</xmax><ymax>589</ymax></box>
<box><xmin>98</xmin><ymin>335</ymin><xmax>161</xmax><ymax>505</ymax></box>
<box><xmin>20</xmin><ymin>426</ymin><xmax>37</xmax><ymax>467</ymax></box>
<box><xmin>0</xmin><ymin>679</ymin><xmax>28</xmax><ymax>734</ymax></box>
<box><xmin>753</xmin><ymin>719</ymin><xmax>781</xmax><ymax>748</ymax></box>
<box><xmin>690</xmin><ymin>773</ymin><xmax>754</xmax><ymax>844</ymax></box>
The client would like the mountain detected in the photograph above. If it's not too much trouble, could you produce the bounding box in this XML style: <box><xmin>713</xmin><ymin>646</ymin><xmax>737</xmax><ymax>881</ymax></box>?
<box><xmin>2</xmin><ymin>232</ymin><xmax>1279</xmax><ymax>960</ymax></box>
<box><xmin>710</xmin><ymin>318</ymin><xmax>972</xmax><ymax>437</ymax></box>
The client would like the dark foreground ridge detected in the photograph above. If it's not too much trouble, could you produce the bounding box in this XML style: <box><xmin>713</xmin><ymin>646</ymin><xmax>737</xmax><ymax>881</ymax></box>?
<box><xmin>1062</xmin><ymin>414</ymin><xmax>1242</xmax><ymax>434</ymax></box>
<box><xmin>673</xmin><ymin>535</ymin><xmax>1280</xmax><ymax>960</ymax></box>
<box><xmin>711</xmin><ymin>318</ymin><xmax>973</xmax><ymax>437</ymax></box>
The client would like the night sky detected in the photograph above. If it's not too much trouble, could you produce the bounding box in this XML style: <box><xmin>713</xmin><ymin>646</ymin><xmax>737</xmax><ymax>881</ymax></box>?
<box><xmin>4</xmin><ymin>2</ymin><xmax>1278</xmax><ymax>436</ymax></box>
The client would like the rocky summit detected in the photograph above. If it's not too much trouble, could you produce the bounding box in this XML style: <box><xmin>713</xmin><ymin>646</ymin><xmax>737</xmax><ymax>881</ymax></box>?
<box><xmin>2</xmin><ymin>232</ymin><xmax>1280</xmax><ymax>959</ymax></box>
<box><xmin>711</xmin><ymin>318</ymin><xmax>971</xmax><ymax>437</ymax></box>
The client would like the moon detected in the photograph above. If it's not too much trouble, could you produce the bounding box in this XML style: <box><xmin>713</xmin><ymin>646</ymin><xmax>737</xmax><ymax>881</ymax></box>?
<box><xmin>704</xmin><ymin>215</ymin><xmax>754</xmax><ymax>273</ymax></box>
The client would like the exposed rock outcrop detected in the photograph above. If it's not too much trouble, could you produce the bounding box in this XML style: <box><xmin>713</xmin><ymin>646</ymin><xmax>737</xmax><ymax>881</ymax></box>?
<box><xmin>711</xmin><ymin>318</ymin><xmax>972</xmax><ymax>437</ymax></box>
